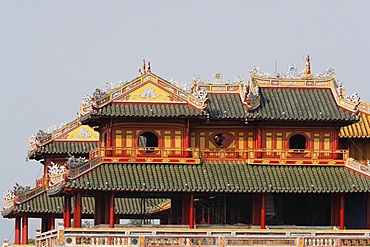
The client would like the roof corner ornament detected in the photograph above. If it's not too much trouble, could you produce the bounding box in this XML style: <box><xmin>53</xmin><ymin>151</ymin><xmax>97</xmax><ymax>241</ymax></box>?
<box><xmin>232</xmin><ymin>74</ymin><xmax>244</xmax><ymax>84</ymax></box>
<box><xmin>48</xmin><ymin>162</ymin><xmax>67</xmax><ymax>175</ymax></box>
<box><xmin>316</xmin><ymin>67</ymin><xmax>335</xmax><ymax>79</ymax></box>
<box><xmin>250</xmin><ymin>66</ymin><xmax>271</xmax><ymax>78</ymax></box>
<box><xmin>344</xmin><ymin>92</ymin><xmax>361</xmax><ymax>104</ymax></box>
<box><xmin>13</xmin><ymin>183</ymin><xmax>31</xmax><ymax>196</ymax></box>
<box><xmin>191</xmin><ymin>85</ymin><xmax>207</xmax><ymax>100</ymax></box>
<box><xmin>244</xmin><ymin>81</ymin><xmax>260</xmax><ymax>110</ymax></box>
<box><xmin>3</xmin><ymin>189</ymin><xmax>15</xmax><ymax>210</ymax></box>
<box><xmin>67</xmin><ymin>156</ymin><xmax>86</xmax><ymax>169</ymax></box>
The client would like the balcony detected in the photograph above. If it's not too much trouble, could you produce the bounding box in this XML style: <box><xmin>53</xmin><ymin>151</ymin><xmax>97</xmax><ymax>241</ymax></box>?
<box><xmin>88</xmin><ymin>147</ymin><xmax>349</xmax><ymax>165</ymax></box>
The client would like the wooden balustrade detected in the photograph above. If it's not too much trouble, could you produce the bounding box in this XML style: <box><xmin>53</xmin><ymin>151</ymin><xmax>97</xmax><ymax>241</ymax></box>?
<box><xmin>89</xmin><ymin>147</ymin><xmax>348</xmax><ymax>162</ymax></box>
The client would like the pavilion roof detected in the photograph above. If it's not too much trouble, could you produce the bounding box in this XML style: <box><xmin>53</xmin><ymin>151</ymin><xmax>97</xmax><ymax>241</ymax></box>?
<box><xmin>2</xmin><ymin>191</ymin><xmax>168</xmax><ymax>218</ymax></box>
<box><xmin>28</xmin><ymin>141</ymin><xmax>98</xmax><ymax>159</ymax></box>
<box><xmin>47</xmin><ymin>162</ymin><xmax>370</xmax><ymax>195</ymax></box>
<box><xmin>340</xmin><ymin>111</ymin><xmax>370</xmax><ymax>138</ymax></box>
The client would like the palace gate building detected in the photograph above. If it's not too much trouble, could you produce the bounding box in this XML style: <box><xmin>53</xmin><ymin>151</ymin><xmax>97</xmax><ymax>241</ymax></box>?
<box><xmin>3</xmin><ymin>57</ymin><xmax>370</xmax><ymax>247</ymax></box>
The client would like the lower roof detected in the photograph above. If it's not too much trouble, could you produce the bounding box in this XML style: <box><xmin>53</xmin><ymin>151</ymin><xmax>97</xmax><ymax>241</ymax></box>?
<box><xmin>49</xmin><ymin>162</ymin><xmax>370</xmax><ymax>195</ymax></box>
<box><xmin>2</xmin><ymin>192</ymin><xmax>168</xmax><ymax>218</ymax></box>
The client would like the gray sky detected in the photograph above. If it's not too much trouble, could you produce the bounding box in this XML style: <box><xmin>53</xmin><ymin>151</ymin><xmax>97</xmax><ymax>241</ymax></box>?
<box><xmin>1</xmin><ymin>0</ymin><xmax>370</xmax><ymax>241</ymax></box>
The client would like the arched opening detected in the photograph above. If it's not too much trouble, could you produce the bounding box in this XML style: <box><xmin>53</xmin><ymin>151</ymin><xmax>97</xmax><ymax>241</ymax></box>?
<box><xmin>289</xmin><ymin>134</ymin><xmax>306</xmax><ymax>150</ymax></box>
<box><xmin>139</xmin><ymin>132</ymin><xmax>158</xmax><ymax>153</ymax></box>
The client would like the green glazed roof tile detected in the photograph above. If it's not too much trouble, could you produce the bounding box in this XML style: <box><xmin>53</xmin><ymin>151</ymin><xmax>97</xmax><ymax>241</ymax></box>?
<box><xmin>2</xmin><ymin>191</ymin><xmax>168</xmax><ymax>217</ymax></box>
<box><xmin>28</xmin><ymin>141</ymin><xmax>98</xmax><ymax>158</ymax></box>
<box><xmin>62</xmin><ymin>162</ymin><xmax>370</xmax><ymax>194</ymax></box>
<box><xmin>252</xmin><ymin>88</ymin><xmax>357</xmax><ymax>122</ymax></box>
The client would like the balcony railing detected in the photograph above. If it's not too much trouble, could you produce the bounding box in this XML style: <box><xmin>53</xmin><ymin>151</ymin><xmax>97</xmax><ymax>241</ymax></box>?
<box><xmin>35</xmin><ymin>224</ymin><xmax>370</xmax><ymax>247</ymax></box>
<box><xmin>89</xmin><ymin>147</ymin><xmax>349</xmax><ymax>163</ymax></box>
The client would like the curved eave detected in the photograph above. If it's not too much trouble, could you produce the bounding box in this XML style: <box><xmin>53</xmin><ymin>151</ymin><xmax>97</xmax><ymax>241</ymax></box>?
<box><xmin>62</xmin><ymin>162</ymin><xmax>370</xmax><ymax>194</ymax></box>
<box><xmin>340</xmin><ymin>112</ymin><xmax>370</xmax><ymax>138</ymax></box>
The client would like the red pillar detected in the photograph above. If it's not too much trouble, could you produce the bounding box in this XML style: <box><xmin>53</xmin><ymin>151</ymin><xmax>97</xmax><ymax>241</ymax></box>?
<box><xmin>189</xmin><ymin>193</ymin><xmax>194</xmax><ymax>229</ymax></box>
<box><xmin>182</xmin><ymin>194</ymin><xmax>190</xmax><ymax>225</ymax></box>
<box><xmin>94</xmin><ymin>192</ymin><xmax>102</xmax><ymax>225</ymax></box>
<box><xmin>257</xmin><ymin>126</ymin><xmax>262</xmax><ymax>158</ymax></box>
<box><xmin>50</xmin><ymin>214</ymin><xmax>55</xmax><ymax>230</ymax></box>
<box><xmin>367</xmin><ymin>193</ymin><xmax>370</xmax><ymax>229</ymax></box>
<box><xmin>331</xmin><ymin>194</ymin><xmax>340</xmax><ymax>226</ymax></box>
<box><xmin>201</xmin><ymin>206</ymin><xmax>205</xmax><ymax>223</ymax></box>
<box><xmin>260</xmin><ymin>193</ymin><xmax>266</xmax><ymax>229</ymax></box>
<box><xmin>340</xmin><ymin>194</ymin><xmax>345</xmax><ymax>230</ymax></box>
<box><xmin>252</xmin><ymin>194</ymin><xmax>261</xmax><ymax>225</ymax></box>
<box><xmin>14</xmin><ymin>216</ymin><xmax>21</xmax><ymax>244</ymax></box>
<box><xmin>41</xmin><ymin>216</ymin><xmax>47</xmax><ymax>232</ymax></box>
<box><xmin>105</xmin><ymin>194</ymin><xmax>110</xmax><ymax>224</ymax></box>
<box><xmin>74</xmin><ymin>192</ymin><xmax>82</xmax><ymax>228</ymax></box>
<box><xmin>21</xmin><ymin>215</ymin><xmax>28</xmax><ymax>244</ymax></box>
<box><xmin>333</xmin><ymin>128</ymin><xmax>339</xmax><ymax>159</ymax></box>
<box><xmin>109</xmin><ymin>192</ymin><xmax>115</xmax><ymax>228</ymax></box>
<box><xmin>64</xmin><ymin>196</ymin><xmax>71</xmax><ymax>228</ymax></box>
<box><xmin>106</xmin><ymin>122</ymin><xmax>112</xmax><ymax>156</ymax></box>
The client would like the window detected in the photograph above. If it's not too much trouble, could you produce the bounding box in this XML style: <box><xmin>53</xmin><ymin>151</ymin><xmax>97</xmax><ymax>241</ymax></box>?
<box><xmin>138</xmin><ymin>132</ymin><xmax>158</xmax><ymax>152</ymax></box>
<box><xmin>211</xmin><ymin>133</ymin><xmax>233</xmax><ymax>148</ymax></box>
<box><xmin>289</xmin><ymin>134</ymin><xmax>306</xmax><ymax>150</ymax></box>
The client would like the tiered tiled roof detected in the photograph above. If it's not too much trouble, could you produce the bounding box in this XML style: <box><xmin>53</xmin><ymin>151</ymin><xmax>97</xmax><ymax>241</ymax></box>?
<box><xmin>28</xmin><ymin>141</ymin><xmax>98</xmax><ymax>158</ymax></box>
<box><xmin>2</xmin><ymin>191</ymin><xmax>168</xmax><ymax>217</ymax></box>
<box><xmin>49</xmin><ymin>162</ymin><xmax>370</xmax><ymax>194</ymax></box>
<box><xmin>82</xmin><ymin>88</ymin><xmax>358</xmax><ymax>123</ymax></box>
<box><xmin>82</xmin><ymin>104</ymin><xmax>205</xmax><ymax>120</ymax></box>
<box><xmin>254</xmin><ymin>88</ymin><xmax>357</xmax><ymax>122</ymax></box>
<box><xmin>340</xmin><ymin>112</ymin><xmax>370</xmax><ymax>138</ymax></box>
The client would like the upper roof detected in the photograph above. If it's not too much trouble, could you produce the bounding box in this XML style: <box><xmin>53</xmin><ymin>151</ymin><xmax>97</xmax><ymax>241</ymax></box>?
<box><xmin>77</xmin><ymin>58</ymin><xmax>360</xmax><ymax>125</ymax></box>
<box><xmin>27</xmin><ymin>120</ymin><xmax>99</xmax><ymax>159</ymax></box>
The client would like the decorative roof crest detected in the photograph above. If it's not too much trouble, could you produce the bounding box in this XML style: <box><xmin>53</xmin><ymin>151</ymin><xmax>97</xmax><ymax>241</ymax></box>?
<box><xmin>48</xmin><ymin>162</ymin><xmax>67</xmax><ymax>175</ymax></box>
<box><xmin>250</xmin><ymin>56</ymin><xmax>335</xmax><ymax>80</ymax></box>
<box><xmin>3</xmin><ymin>189</ymin><xmax>15</xmax><ymax>201</ymax></box>
<box><xmin>13</xmin><ymin>183</ymin><xmax>31</xmax><ymax>196</ymax></box>
<box><xmin>192</xmin><ymin>73</ymin><xmax>245</xmax><ymax>85</ymax></box>
<box><xmin>67</xmin><ymin>156</ymin><xmax>86</xmax><ymax>169</ymax></box>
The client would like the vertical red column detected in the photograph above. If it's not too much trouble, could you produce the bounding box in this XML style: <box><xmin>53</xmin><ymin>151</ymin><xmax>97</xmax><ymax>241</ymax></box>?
<box><xmin>331</xmin><ymin>194</ymin><xmax>340</xmax><ymax>226</ymax></box>
<box><xmin>182</xmin><ymin>194</ymin><xmax>190</xmax><ymax>224</ymax></box>
<box><xmin>109</xmin><ymin>192</ymin><xmax>115</xmax><ymax>228</ymax></box>
<box><xmin>257</xmin><ymin>126</ymin><xmax>262</xmax><ymax>158</ymax></box>
<box><xmin>367</xmin><ymin>193</ymin><xmax>370</xmax><ymax>229</ymax></box>
<box><xmin>252</xmin><ymin>194</ymin><xmax>261</xmax><ymax>225</ymax></box>
<box><xmin>21</xmin><ymin>215</ymin><xmax>28</xmax><ymax>244</ymax></box>
<box><xmin>189</xmin><ymin>193</ymin><xmax>194</xmax><ymax>229</ymax></box>
<box><xmin>50</xmin><ymin>214</ymin><xmax>55</xmax><ymax>230</ymax></box>
<box><xmin>105</xmin><ymin>194</ymin><xmax>110</xmax><ymax>224</ymax></box>
<box><xmin>74</xmin><ymin>192</ymin><xmax>82</xmax><ymax>228</ymax></box>
<box><xmin>14</xmin><ymin>216</ymin><xmax>21</xmax><ymax>244</ymax></box>
<box><xmin>107</xmin><ymin>121</ymin><xmax>112</xmax><ymax>157</ymax></box>
<box><xmin>41</xmin><ymin>216</ymin><xmax>47</xmax><ymax>232</ymax></box>
<box><xmin>260</xmin><ymin>193</ymin><xmax>266</xmax><ymax>229</ymax></box>
<box><xmin>64</xmin><ymin>196</ymin><xmax>71</xmax><ymax>228</ymax></box>
<box><xmin>94</xmin><ymin>192</ymin><xmax>101</xmax><ymax>225</ymax></box>
<box><xmin>333</xmin><ymin>128</ymin><xmax>339</xmax><ymax>159</ymax></box>
<box><xmin>185</xmin><ymin>119</ymin><xmax>190</xmax><ymax>157</ymax></box>
<box><xmin>340</xmin><ymin>194</ymin><xmax>345</xmax><ymax>230</ymax></box>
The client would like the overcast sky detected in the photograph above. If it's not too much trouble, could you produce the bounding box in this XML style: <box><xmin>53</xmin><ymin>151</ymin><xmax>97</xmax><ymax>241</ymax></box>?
<box><xmin>1</xmin><ymin>0</ymin><xmax>370</xmax><ymax>241</ymax></box>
